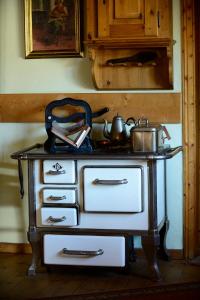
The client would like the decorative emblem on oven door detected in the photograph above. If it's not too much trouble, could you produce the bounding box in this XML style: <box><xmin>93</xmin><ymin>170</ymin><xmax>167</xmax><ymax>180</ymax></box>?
<box><xmin>47</xmin><ymin>162</ymin><xmax>66</xmax><ymax>175</ymax></box>
<box><xmin>53</xmin><ymin>163</ymin><xmax>63</xmax><ymax>171</ymax></box>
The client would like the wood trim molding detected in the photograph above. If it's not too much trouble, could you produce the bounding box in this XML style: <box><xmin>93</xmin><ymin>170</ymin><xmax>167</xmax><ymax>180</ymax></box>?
<box><xmin>197</xmin><ymin>0</ymin><xmax>200</xmax><ymax>255</ymax></box>
<box><xmin>135</xmin><ymin>248</ymin><xmax>184</xmax><ymax>260</ymax></box>
<box><xmin>182</xmin><ymin>0</ymin><xmax>198</xmax><ymax>259</ymax></box>
<box><xmin>0</xmin><ymin>243</ymin><xmax>32</xmax><ymax>254</ymax></box>
<box><xmin>0</xmin><ymin>93</ymin><xmax>181</xmax><ymax>123</ymax></box>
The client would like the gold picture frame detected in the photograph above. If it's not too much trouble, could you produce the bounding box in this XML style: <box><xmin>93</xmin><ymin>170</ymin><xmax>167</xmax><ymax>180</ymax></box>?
<box><xmin>24</xmin><ymin>0</ymin><xmax>83</xmax><ymax>58</ymax></box>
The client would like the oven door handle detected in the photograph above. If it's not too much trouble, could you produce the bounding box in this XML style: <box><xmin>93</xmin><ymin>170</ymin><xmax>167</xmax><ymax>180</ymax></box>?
<box><xmin>47</xmin><ymin>216</ymin><xmax>66</xmax><ymax>223</ymax></box>
<box><xmin>93</xmin><ymin>179</ymin><xmax>128</xmax><ymax>185</ymax></box>
<box><xmin>62</xmin><ymin>248</ymin><xmax>104</xmax><ymax>256</ymax></box>
<box><xmin>48</xmin><ymin>195</ymin><xmax>66</xmax><ymax>201</ymax></box>
<box><xmin>47</xmin><ymin>170</ymin><xmax>66</xmax><ymax>175</ymax></box>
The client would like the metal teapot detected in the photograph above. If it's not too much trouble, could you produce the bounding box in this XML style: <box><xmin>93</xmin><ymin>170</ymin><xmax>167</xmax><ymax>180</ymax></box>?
<box><xmin>103</xmin><ymin>114</ymin><xmax>135</xmax><ymax>143</ymax></box>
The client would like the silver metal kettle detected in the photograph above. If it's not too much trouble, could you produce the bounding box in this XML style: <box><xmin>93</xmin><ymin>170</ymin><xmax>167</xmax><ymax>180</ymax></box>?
<box><xmin>103</xmin><ymin>114</ymin><xmax>128</xmax><ymax>143</ymax></box>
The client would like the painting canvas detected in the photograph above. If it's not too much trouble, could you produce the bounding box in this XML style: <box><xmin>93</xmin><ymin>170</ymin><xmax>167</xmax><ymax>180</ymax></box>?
<box><xmin>25</xmin><ymin>0</ymin><xmax>82</xmax><ymax>58</ymax></box>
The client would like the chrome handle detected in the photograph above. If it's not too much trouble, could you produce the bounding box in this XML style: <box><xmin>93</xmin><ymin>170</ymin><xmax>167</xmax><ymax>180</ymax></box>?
<box><xmin>165</xmin><ymin>146</ymin><xmax>183</xmax><ymax>158</ymax></box>
<box><xmin>137</xmin><ymin>118</ymin><xmax>149</xmax><ymax>127</ymax></box>
<box><xmin>62</xmin><ymin>248</ymin><xmax>104</xmax><ymax>256</ymax></box>
<box><xmin>47</xmin><ymin>170</ymin><xmax>66</xmax><ymax>175</ymax></box>
<box><xmin>93</xmin><ymin>179</ymin><xmax>128</xmax><ymax>185</ymax></box>
<box><xmin>48</xmin><ymin>195</ymin><xmax>66</xmax><ymax>201</ymax></box>
<box><xmin>47</xmin><ymin>216</ymin><xmax>66</xmax><ymax>223</ymax></box>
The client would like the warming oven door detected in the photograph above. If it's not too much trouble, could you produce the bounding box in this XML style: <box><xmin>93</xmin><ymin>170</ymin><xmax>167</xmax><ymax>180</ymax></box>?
<box><xmin>83</xmin><ymin>166</ymin><xmax>143</xmax><ymax>213</ymax></box>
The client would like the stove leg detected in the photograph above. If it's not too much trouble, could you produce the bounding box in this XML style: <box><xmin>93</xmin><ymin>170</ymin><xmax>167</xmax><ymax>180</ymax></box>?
<box><xmin>128</xmin><ymin>236</ymin><xmax>136</xmax><ymax>262</ymax></box>
<box><xmin>142</xmin><ymin>235</ymin><xmax>161</xmax><ymax>281</ymax></box>
<box><xmin>157</xmin><ymin>220</ymin><xmax>170</xmax><ymax>261</ymax></box>
<box><xmin>27</xmin><ymin>228</ymin><xmax>41</xmax><ymax>276</ymax></box>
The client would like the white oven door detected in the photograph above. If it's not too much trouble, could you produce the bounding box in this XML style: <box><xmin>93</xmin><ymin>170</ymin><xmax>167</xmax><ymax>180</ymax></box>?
<box><xmin>83</xmin><ymin>166</ymin><xmax>143</xmax><ymax>213</ymax></box>
<box><xmin>41</xmin><ymin>207</ymin><xmax>78</xmax><ymax>226</ymax></box>
<box><xmin>43</xmin><ymin>160</ymin><xmax>76</xmax><ymax>184</ymax></box>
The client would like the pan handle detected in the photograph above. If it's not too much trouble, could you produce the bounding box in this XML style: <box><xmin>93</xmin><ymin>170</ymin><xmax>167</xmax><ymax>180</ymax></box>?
<box><xmin>164</xmin><ymin>146</ymin><xmax>183</xmax><ymax>159</ymax></box>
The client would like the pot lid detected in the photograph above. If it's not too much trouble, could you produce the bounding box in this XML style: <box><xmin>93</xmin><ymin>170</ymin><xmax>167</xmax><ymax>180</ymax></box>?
<box><xmin>130</xmin><ymin>126</ymin><xmax>159</xmax><ymax>132</ymax></box>
<box><xmin>130</xmin><ymin>118</ymin><xmax>162</xmax><ymax>132</ymax></box>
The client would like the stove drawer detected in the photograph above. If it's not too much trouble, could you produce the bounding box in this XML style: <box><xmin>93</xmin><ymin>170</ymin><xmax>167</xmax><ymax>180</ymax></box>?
<box><xmin>42</xmin><ymin>188</ymin><xmax>76</xmax><ymax>204</ymax></box>
<box><xmin>43</xmin><ymin>234</ymin><xmax>125</xmax><ymax>267</ymax></box>
<box><xmin>83</xmin><ymin>166</ymin><xmax>143</xmax><ymax>212</ymax></box>
<box><xmin>41</xmin><ymin>207</ymin><xmax>78</xmax><ymax>226</ymax></box>
<box><xmin>43</xmin><ymin>160</ymin><xmax>76</xmax><ymax>184</ymax></box>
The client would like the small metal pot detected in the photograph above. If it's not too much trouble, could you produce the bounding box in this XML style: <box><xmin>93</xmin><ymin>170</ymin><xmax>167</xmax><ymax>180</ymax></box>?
<box><xmin>130</xmin><ymin>119</ymin><xmax>170</xmax><ymax>153</ymax></box>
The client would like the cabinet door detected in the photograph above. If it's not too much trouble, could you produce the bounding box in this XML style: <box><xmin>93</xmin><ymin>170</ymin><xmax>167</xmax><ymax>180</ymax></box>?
<box><xmin>98</xmin><ymin>0</ymin><xmax>145</xmax><ymax>38</ymax></box>
<box><xmin>114</xmin><ymin>0</ymin><xmax>143</xmax><ymax>19</ymax></box>
<box><xmin>96</xmin><ymin>0</ymin><xmax>171</xmax><ymax>39</ymax></box>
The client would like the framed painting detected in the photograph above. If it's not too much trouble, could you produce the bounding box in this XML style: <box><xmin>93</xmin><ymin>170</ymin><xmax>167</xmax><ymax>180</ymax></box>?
<box><xmin>24</xmin><ymin>0</ymin><xmax>83</xmax><ymax>58</ymax></box>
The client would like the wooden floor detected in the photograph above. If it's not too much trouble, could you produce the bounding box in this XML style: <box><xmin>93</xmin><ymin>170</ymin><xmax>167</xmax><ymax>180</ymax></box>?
<box><xmin>1</xmin><ymin>254</ymin><xmax>200</xmax><ymax>300</ymax></box>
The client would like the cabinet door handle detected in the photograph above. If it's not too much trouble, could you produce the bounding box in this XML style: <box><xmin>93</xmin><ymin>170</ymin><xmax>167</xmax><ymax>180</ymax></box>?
<box><xmin>47</xmin><ymin>216</ymin><xmax>66</xmax><ymax>223</ymax></box>
<box><xmin>62</xmin><ymin>248</ymin><xmax>104</xmax><ymax>256</ymax></box>
<box><xmin>47</xmin><ymin>170</ymin><xmax>66</xmax><ymax>175</ymax></box>
<box><xmin>93</xmin><ymin>179</ymin><xmax>128</xmax><ymax>185</ymax></box>
<box><xmin>48</xmin><ymin>195</ymin><xmax>66</xmax><ymax>201</ymax></box>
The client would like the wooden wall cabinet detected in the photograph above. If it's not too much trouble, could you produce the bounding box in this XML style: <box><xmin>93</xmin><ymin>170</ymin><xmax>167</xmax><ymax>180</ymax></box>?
<box><xmin>85</xmin><ymin>0</ymin><xmax>173</xmax><ymax>90</ymax></box>
<box><xmin>87</xmin><ymin>0</ymin><xmax>172</xmax><ymax>41</ymax></box>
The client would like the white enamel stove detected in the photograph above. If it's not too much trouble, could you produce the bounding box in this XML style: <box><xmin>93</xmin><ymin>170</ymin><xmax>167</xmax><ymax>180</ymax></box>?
<box><xmin>11</xmin><ymin>145</ymin><xmax>182</xmax><ymax>279</ymax></box>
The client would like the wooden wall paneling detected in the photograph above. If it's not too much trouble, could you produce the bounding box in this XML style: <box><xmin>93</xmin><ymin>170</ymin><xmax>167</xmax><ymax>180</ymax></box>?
<box><xmin>196</xmin><ymin>0</ymin><xmax>200</xmax><ymax>254</ymax></box>
<box><xmin>182</xmin><ymin>0</ymin><xmax>198</xmax><ymax>259</ymax></box>
<box><xmin>0</xmin><ymin>93</ymin><xmax>181</xmax><ymax>123</ymax></box>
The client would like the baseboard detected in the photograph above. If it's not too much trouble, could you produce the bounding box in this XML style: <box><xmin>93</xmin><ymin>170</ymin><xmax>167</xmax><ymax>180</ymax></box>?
<box><xmin>0</xmin><ymin>243</ymin><xmax>184</xmax><ymax>259</ymax></box>
<box><xmin>0</xmin><ymin>243</ymin><xmax>32</xmax><ymax>254</ymax></box>
<box><xmin>167</xmin><ymin>249</ymin><xmax>184</xmax><ymax>259</ymax></box>
<box><xmin>135</xmin><ymin>248</ymin><xmax>184</xmax><ymax>259</ymax></box>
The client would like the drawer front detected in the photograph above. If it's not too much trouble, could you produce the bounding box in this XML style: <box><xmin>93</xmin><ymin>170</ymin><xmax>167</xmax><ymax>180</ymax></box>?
<box><xmin>83</xmin><ymin>166</ymin><xmax>143</xmax><ymax>212</ymax></box>
<box><xmin>43</xmin><ymin>160</ymin><xmax>76</xmax><ymax>184</ymax></box>
<box><xmin>42</xmin><ymin>188</ymin><xmax>76</xmax><ymax>204</ymax></box>
<box><xmin>43</xmin><ymin>234</ymin><xmax>125</xmax><ymax>267</ymax></box>
<box><xmin>41</xmin><ymin>207</ymin><xmax>77</xmax><ymax>226</ymax></box>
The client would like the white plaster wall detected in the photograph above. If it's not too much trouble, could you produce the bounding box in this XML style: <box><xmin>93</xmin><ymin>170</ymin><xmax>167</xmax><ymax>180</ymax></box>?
<box><xmin>0</xmin><ymin>0</ymin><xmax>183</xmax><ymax>249</ymax></box>
<box><xmin>0</xmin><ymin>124</ymin><xmax>45</xmax><ymax>243</ymax></box>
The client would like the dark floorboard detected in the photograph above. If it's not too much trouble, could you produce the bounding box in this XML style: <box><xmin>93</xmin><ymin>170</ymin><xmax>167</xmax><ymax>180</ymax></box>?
<box><xmin>0</xmin><ymin>254</ymin><xmax>200</xmax><ymax>299</ymax></box>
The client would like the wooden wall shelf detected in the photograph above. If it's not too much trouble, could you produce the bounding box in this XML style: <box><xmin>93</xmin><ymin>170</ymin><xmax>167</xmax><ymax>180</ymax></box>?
<box><xmin>85</xmin><ymin>0</ymin><xmax>173</xmax><ymax>90</ymax></box>
<box><xmin>86</xmin><ymin>38</ymin><xmax>172</xmax><ymax>49</ymax></box>
<box><xmin>89</xmin><ymin>47</ymin><xmax>173</xmax><ymax>90</ymax></box>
